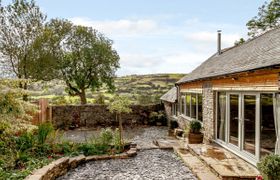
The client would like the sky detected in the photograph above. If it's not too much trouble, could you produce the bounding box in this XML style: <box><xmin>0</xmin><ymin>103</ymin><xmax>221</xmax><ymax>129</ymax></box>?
<box><xmin>4</xmin><ymin>0</ymin><xmax>267</xmax><ymax>76</ymax></box>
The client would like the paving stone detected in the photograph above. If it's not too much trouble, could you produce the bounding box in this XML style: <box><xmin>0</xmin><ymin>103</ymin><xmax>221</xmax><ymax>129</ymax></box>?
<box><xmin>174</xmin><ymin>146</ymin><xmax>220</xmax><ymax>180</ymax></box>
<box><xmin>188</xmin><ymin>143</ymin><xmax>259</xmax><ymax>179</ymax></box>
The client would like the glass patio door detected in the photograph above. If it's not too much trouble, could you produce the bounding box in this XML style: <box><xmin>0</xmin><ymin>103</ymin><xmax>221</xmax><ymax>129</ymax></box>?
<box><xmin>216</xmin><ymin>91</ymin><xmax>277</xmax><ymax>164</ymax></box>
<box><xmin>229</xmin><ymin>94</ymin><xmax>240</xmax><ymax>147</ymax></box>
<box><xmin>242</xmin><ymin>94</ymin><xmax>258</xmax><ymax>156</ymax></box>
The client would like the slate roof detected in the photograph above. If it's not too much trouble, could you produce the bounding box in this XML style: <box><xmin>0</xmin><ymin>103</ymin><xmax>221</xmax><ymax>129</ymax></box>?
<box><xmin>177</xmin><ymin>27</ymin><xmax>280</xmax><ymax>84</ymax></box>
<box><xmin>160</xmin><ymin>87</ymin><xmax>177</xmax><ymax>103</ymax></box>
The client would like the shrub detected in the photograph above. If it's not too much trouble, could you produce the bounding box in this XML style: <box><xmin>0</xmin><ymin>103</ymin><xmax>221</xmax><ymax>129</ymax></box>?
<box><xmin>99</xmin><ymin>128</ymin><xmax>114</xmax><ymax>144</ymax></box>
<box><xmin>78</xmin><ymin>144</ymin><xmax>99</xmax><ymax>156</ymax></box>
<box><xmin>95</xmin><ymin>93</ymin><xmax>106</xmax><ymax>105</ymax></box>
<box><xmin>54</xmin><ymin>141</ymin><xmax>77</xmax><ymax>155</ymax></box>
<box><xmin>149</xmin><ymin>112</ymin><xmax>159</xmax><ymax>125</ymax></box>
<box><xmin>189</xmin><ymin>120</ymin><xmax>202</xmax><ymax>133</ymax></box>
<box><xmin>113</xmin><ymin>128</ymin><xmax>122</xmax><ymax>153</ymax></box>
<box><xmin>51</xmin><ymin>96</ymin><xmax>68</xmax><ymax>105</ymax></box>
<box><xmin>257</xmin><ymin>154</ymin><xmax>280</xmax><ymax>180</ymax></box>
<box><xmin>37</xmin><ymin>123</ymin><xmax>54</xmax><ymax>145</ymax></box>
<box><xmin>15</xmin><ymin>132</ymin><xmax>36</xmax><ymax>152</ymax></box>
<box><xmin>148</xmin><ymin>111</ymin><xmax>167</xmax><ymax>125</ymax></box>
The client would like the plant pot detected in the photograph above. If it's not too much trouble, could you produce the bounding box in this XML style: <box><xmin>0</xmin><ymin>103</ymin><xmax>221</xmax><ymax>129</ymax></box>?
<box><xmin>188</xmin><ymin>132</ymin><xmax>203</xmax><ymax>144</ymax></box>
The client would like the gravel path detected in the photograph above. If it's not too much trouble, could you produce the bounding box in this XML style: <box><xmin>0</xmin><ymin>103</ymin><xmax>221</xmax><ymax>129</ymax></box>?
<box><xmin>131</xmin><ymin>126</ymin><xmax>168</xmax><ymax>149</ymax></box>
<box><xmin>58</xmin><ymin>127</ymin><xmax>197</xmax><ymax>180</ymax></box>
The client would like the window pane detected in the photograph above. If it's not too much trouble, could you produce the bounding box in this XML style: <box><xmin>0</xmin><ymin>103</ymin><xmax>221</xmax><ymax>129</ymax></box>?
<box><xmin>191</xmin><ymin>94</ymin><xmax>197</xmax><ymax>119</ymax></box>
<box><xmin>180</xmin><ymin>96</ymin><xmax>184</xmax><ymax>114</ymax></box>
<box><xmin>260</xmin><ymin>94</ymin><xmax>276</xmax><ymax>158</ymax></box>
<box><xmin>198</xmin><ymin>94</ymin><xmax>203</xmax><ymax>121</ymax></box>
<box><xmin>186</xmin><ymin>94</ymin><xmax>191</xmax><ymax>117</ymax></box>
<box><xmin>243</xmin><ymin>95</ymin><xmax>256</xmax><ymax>155</ymax></box>
<box><xmin>217</xmin><ymin>92</ymin><xmax>226</xmax><ymax>141</ymax></box>
<box><xmin>229</xmin><ymin>94</ymin><xmax>239</xmax><ymax>146</ymax></box>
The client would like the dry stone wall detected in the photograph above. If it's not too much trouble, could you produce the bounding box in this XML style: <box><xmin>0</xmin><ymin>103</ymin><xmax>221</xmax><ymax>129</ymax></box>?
<box><xmin>51</xmin><ymin>104</ymin><xmax>163</xmax><ymax>129</ymax></box>
<box><xmin>202</xmin><ymin>82</ymin><xmax>215</xmax><ymax>142</ymax></box>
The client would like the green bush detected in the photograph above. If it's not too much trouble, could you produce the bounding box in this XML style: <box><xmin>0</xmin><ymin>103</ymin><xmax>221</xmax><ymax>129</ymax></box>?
<box><xmin>148</xmin><ymin>111</ymin><xmax>167</xmax><ymax>125</ymax></box>
<box><xmin>189</xmin><ymin>120</ymin><xmax>202</xmax><ymax>133</ymax></box>
<box><xmin>0</xmin><ymin>124</ymin><xmax>125</xmax><ymax>179</ymax></box>
<box><xmin>15</xmin><ymin>132</ymin><xmax>36</xmax><ymax>152</ymax></box>
<box><xmin>78</xmin><ymin>144</ymin><xmax>99</xmax><ymax>156</ymax></box>
<box><xmin>79</xmin><ymin>128</ymin><xmax>123</xmax><ymax>155</ymax></box>
<box><xmin>98</xmin><ymin>128</ymin><xmax>114</xmax><ymax>145</ymax></box>
<box><xmin>95</xmin><ymin>93</ymin><xmax>106</xmax><ymax>105</ymax></box>
<box><xmin>257</xmin><ymin>154</ymin><xmax>280</xmax><ymax>180</ymax></box>
<box><xmin>37</xmin><ymin>123</ymin><xmax>54</xmax><ymax>145</ymax></box>
<box><xmin>54</xmin><ymin>141</ymin><xmax>79</xmax><ymax>156</ymax></box>
<box><xmin>113</xmin><ymin>128</ymin><xmax>122</xmax><ymax>153</ymax></box>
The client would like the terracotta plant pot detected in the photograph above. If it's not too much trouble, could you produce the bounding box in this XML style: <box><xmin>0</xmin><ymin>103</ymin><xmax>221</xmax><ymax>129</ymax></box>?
<box><xmin>188</xmin><ymin>132</ymin><xmax>203</xmax><ymax>144</ymax></box>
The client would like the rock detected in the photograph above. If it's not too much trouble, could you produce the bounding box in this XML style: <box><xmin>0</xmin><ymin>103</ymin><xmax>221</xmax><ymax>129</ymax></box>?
<box><xmin>69</xmin><ymin>155</ymin><xmax>86</xmax><ymax>169</ymax></box>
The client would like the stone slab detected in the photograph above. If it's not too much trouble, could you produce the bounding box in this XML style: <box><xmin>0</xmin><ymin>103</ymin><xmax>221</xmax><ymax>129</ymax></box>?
<box><xmin>174</xmin><ymin>146</ymin><xmax>220</xmax><ymax>180</ymax></box>
<box><xmin>188</xmin><ymin>143</ymin><xmax>259</xmax><ymax>179</ymax></box>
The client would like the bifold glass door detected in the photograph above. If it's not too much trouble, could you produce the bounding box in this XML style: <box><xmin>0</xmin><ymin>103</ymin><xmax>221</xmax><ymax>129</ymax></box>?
<box><xmin>217</xmin><ymin>92</ymin><xmax>276</xmax><ymax>164</ymax></box>
<box><xmin>242</xmin><ymin>94</ymin><xmax>257</xmax><ymax>156</ymax></box>
<box><xmin>217</xmin><ymin>92</ymin><xmax>259</xmax><ymax>161</ymax></box>
<box><xmin>229</xmin><ymin>94</ymin><xmax>239</xmax><ymax>147</ymax></box>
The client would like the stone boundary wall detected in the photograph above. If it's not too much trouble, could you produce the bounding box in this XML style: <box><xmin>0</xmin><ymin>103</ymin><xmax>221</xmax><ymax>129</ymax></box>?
<box><xmin>51</xmin><ymin>104</ymin><xmax>163</xmax><ymax>129</ymax></box>
<box><xmin>25</xmin><ymin>147</ymin><xmax>137</xmax><ymax>180</ymax></box>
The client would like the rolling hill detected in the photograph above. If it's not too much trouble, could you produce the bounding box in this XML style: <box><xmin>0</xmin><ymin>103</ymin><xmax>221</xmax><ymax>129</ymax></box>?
<box><xmin>29</xmin><ymin>73</ymin><xmax>186</xmax><ymax>104</ymax></box>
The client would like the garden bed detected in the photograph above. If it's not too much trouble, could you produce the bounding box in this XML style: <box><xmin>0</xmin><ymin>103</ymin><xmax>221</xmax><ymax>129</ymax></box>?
<box><xmin>25</xmin><ymin>146</ymin><xmax>137</xmax><ymax>180</ymax></box>
<box><xmin>0</xmin><ymin>123</ymin><xmax>128</xmax><ymax>179</ymax></box>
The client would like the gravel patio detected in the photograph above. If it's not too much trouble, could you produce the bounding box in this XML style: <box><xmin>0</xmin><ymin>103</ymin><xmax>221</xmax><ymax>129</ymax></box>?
<box><xmin>58</xmin><ymin>126</ymin><xmax>197</xmax><ymax>180</ymax></box>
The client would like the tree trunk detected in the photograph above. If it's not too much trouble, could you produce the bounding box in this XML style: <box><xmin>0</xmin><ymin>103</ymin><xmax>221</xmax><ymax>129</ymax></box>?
<box><xmin>80</xmin><ymin>89</ymin><xmax>87</xmax><ymax>104</ymax></box>
<box><xmin>23</xmin><ymin>82</ymin><xmax>28</xmax><ymax>101</ymax></box>
<box><xmin>19</xmin><ymin>80</ymin><xmax>28</xmax><ymax>101</ymax></box>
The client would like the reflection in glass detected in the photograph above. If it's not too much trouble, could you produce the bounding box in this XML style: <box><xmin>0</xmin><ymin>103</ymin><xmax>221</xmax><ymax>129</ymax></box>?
<box><xmin>191</xmin><ymin>94</ymin><xmax>197</xmax><ymax>119</ymax></box>
<box><xmin>217</xmin><ymin>92</ymin><xmax>226</xmax><ymax>141</ymax></box>
<box><xmin>186</xmin><ymin>94</ymin><xmax>191</xmax><ymax>117</ymax></box>
<box><xmin>180</xmin><ymin>96</ymin><xmax>184</xmax><ymax>114</ymax></box>
<box><xmin>260</xmin><ymin>94</ymin><xmax>276</xmax><ymax>158</ymax></box>
<box><xmin>198</xmin><ymin>94</ymin><xmax>203</xmax><ymax>121</ymax></box>
<box><xmin>243</xmin><ymin>95</ymin><xmax>256</xmax><ymax>155</ymax></box>
<box><xmin>229</xmin><ymin>94</ymin><xmax>239</xmax><ymax>146</ymax></box>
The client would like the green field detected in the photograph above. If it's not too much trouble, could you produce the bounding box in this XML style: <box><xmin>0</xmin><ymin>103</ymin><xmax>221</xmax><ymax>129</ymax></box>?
<box><xmin>29</xmin><ymin>73</ymin><xmax>186</xmax><ymax>105</ymax></box>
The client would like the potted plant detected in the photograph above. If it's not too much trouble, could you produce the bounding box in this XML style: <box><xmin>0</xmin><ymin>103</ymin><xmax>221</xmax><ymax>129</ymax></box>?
<box><xmin>257</xmin><ymin>154</ymin><xmax>280</xmax><ymax>180</ymax></box>
<box><xmin>188</xmin><ymin>120</ymin><xmax>203</xmax><ymax>144</ymax></box>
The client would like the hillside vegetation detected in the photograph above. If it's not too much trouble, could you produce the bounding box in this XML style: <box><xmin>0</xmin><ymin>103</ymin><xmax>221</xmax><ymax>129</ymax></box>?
<box><xmin>29</xmin><ymin>74</ymin><xmax>186</xmax><ymax>105</ymax></box>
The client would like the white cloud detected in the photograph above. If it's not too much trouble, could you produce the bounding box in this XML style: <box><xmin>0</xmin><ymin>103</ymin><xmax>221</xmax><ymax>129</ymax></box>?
<box><xmin>184</xmin><ymin>31</ymin><xmax>241</xmax><ymax>47</ymax></box>
<box><xmin>117</xmin><ymin>51</ymin><xmax>211</xmax><ymax>76</ymax></box>
<box><xmin>69</xmin><ymin>16</ymin><xmax>247</xmax><ymax>76</ymax></box>
<box><xmin>70</xmin><ymin>17</ymin><xmax>159</xmax><ymax>37</ymax></box>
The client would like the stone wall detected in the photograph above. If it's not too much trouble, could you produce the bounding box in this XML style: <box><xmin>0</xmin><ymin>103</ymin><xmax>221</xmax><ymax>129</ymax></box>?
<box><xmin>173</xmin><ymin>82</ymin><xmax>216</xmax><ymax>143</ymax></box>
<box><xmin>202</xmin><ymin>82</ymin><xmax>215</xmax><ymax>142</ymax></box>
<box><xmin>177</xmin><ymin>115</ymin><xmax>191</xmax><ymax>130</ymax></box>
<box><xmin>163</xmin><ymin>102</ymin><xmax>172</xmax><ymax>127</ymax></box>
<box><xmin>51</xmin><ymin>104</ymin><xmax>163</xmax><ymax>129</ymax></box>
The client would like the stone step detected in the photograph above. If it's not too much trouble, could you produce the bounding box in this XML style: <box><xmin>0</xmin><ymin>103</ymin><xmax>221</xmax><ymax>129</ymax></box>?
<box><xmin>174</xmin><ymin>146</ymin><xmax>220</xmax><ymax>180</ymax></box>
<box><xmin>187</xmin><ymin>144</ymin><xmax>259</xmax><ymax>180</ymax></box>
